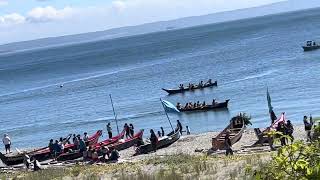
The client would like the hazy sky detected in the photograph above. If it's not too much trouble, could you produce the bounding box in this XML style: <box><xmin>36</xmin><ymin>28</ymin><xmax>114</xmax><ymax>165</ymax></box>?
<box><xmin>0</xmin><ymin>0</ymin><xmax>292</xmax><ymax>43</ymax></box>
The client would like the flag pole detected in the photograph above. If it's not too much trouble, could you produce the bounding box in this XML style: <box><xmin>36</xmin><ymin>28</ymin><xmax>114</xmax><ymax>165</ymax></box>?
<box><xmin>160</xmin><ymin>98</ymin><xmax>174</xmax><ymax>131</ymax></box>
<box><xmin>109</xmin><ymin>94</ymin><xmax>120</xmax><ymax>134</ymax></box>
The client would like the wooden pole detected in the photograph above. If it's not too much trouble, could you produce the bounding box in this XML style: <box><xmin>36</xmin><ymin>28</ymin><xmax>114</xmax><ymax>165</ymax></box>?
<box><xmin>109</xmin><ymin>94</ymin><xmax>120</xmax><ymax>134</ymax></box>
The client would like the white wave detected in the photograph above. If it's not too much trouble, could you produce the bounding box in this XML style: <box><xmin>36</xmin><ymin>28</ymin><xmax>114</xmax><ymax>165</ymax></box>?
<box><xmin>226</xmin><ymin>69</ymin><xmax>277</xmax><ymax>84</ymax></box>
<box><xmin>0</xmin><ymin>58</ymin><xmax>174</xmax><ymax>98</ymax></box>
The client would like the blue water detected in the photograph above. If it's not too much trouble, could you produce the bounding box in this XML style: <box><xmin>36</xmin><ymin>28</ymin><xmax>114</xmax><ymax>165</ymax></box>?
<box><xmin>1</xmin><ymin>9</ymin><xmax>320</xmax><ymax>150</ymax></box>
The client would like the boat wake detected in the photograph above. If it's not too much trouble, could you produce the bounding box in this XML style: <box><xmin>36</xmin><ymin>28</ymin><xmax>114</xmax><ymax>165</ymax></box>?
<box><xmin>226</xmin><ymin>69</ymin><xmax>277</xmax><ymax>84</ymax></box>
<box><xmin>0</xmin><ymin>58</ymin><xmax>175</xmax><ymax>99</ymax></box>
<box><xmin>90</xmin><ymin>111</ymin><xmax>164</xmax><ymax>124</ymax></box>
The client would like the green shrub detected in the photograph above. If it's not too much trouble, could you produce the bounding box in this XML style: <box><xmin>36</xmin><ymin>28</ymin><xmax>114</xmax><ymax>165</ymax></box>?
<box><xmin>254</xmin><ymin>140</ymin><xmax>320</xmax><ymax>180</ymax></box>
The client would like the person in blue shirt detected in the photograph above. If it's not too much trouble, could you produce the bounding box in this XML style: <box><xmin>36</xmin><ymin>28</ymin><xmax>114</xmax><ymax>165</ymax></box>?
<box><xmin>79</xmin><ymin>138</ymin><xmax>86</xmax><ymax>153</ymax></box>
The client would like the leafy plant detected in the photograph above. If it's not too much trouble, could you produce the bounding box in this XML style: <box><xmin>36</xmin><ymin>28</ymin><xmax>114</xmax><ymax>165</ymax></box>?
<box><xmin>232</xmin><ymin>113</ymin><xmax>252</xmax><ymax>126</ymax></box>
<box><xmin>254</xmin><ymin>140</ymin><xmax>320</xmax><ymax>180</ymax></box>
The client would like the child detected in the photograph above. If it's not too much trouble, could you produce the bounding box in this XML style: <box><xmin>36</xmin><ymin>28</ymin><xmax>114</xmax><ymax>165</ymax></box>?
<box><xmin>186</xmin><ymin>126</ymin><xmax>191</xmax><ymax>135</ymax></box>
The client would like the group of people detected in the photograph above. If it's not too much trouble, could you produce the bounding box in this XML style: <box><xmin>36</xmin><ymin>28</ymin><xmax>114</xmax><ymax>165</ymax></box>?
<box><xmin>48</xmin><ymin>132</ymin><xmax>89</xmax><ymax>157</ymax></box>
<box><xmin>82</xmin><ymin>146</ymin><xmax>120</xmax><ymax>163</ymax></box>
<box><xmin>124</xmin><ymin>123</ymin><xmax>135</xmax><ymax>138</ymax></box>
<box><xmin>23</xmin><ymin>154</ymin><xmax>42</xmax><ymax>171</ymax></box>
<box><xmin>263</xmin><ymin>115</ymin><xmax>316</xmax><ymax>152</ymax></box>
<box><xmin>106</xmin><ymin>122</ymin><xmax>135</xmax><ymax>139</ymax></box>
<box><xmin>177</xmin><ymin>99</ymin><xmax>217</xmax><ymax>110</ymax></box>
<box><xmin>178</xmin><ymin>79</ymin><xmax>213</xmax><ymax>90</ymax></box>
<box><xmin>275</xmin><ymin>120</ymin><xmax>294</xmax><ymax>146</ymax></box>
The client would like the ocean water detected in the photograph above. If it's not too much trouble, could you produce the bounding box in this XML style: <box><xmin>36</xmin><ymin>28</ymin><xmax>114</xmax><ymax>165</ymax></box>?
<box><xmin>1</xmin><ymin>9</ymin><xmax>320</xmax><ymax>150</ymax></box>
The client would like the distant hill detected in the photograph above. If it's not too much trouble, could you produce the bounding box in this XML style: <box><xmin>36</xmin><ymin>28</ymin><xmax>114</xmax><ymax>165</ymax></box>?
<box><xmin>1</xmin><ymin>0</ymin><xmax>319</xmax><ymax>53</ymax></box>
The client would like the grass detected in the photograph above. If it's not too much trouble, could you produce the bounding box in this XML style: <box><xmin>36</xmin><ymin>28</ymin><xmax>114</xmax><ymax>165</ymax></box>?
<box><xmin>0</xmin><ymin>153</ymin><xmax>271</xmax><ymax>180</ymax></box>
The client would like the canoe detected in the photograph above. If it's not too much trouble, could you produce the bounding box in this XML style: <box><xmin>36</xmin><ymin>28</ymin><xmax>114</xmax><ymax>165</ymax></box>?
<box><xmin>106</xmin><ymin>129</ymin><xmax>144</xmax><ymax>152</ymax></box>
<box><xmin>178</xmin><ymin>99</ymin><xmax>229</xmax><ymax>112</ymax></box>
<box><xmin>135</xmin><ymin>128</ymin><xmax>180</xmax><ymax>155</ymax></box>
<box><xmin>211</xmin><ymin>115</ymin><xmax>246</xmax><ymax>151</ymax></box>
<box><xmin>56</xmin><ymin>130</ymin><xmax>125</xmax><ymax>162</ymax></box>
<box><xmin>93</xmin><ymin>130</ymin><xmax>125</xmax><ymax>149</ymax></box>
<box><xmin>162</xmin><ymin>81</ymin><xmax>217</xmax><ymax>94</ymax></box>
<box><xmin>303</xmin><ymin>45</ymin><xmax>320</xmax><ymax>51</ymax></box>
<box><xmin>0</xmin><ymin>130</ymin><xmax>102</xmax><ymax>166</ymax></box>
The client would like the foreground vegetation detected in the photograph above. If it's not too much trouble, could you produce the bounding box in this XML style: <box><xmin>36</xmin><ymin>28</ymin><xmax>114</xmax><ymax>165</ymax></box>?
<box><xmin>2</xmin><ymin>140</ymin><xmax>320</xmax><ymax>179</ymax></box>
<box><xmin>252</xmin><ymin>124</ymin><xmax>320</xmax><ymax>180</ymax></box>
<box><xmin>2</xmin><ymin>122</ymin><xmax>320</xmax><ymax>180</ymax></box>
<box><xmin>1</xmin><ymin>153</ymin><xmax>270</xmax><ymax>180</ymax></box>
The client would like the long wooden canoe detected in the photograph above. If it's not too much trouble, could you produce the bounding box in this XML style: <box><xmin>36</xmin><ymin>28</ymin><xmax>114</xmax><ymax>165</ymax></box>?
<box><xmin>211</xmin><ymin>116</ymin><xmax>245</xmax><ymax>151</ymax></box>
<box><xmin>162</xmin><ymin>81</ymin><xmax>217</xmax><ymax>94</ymax></box>
<box><xmin>178</xmin><ymin>99</ymin><xmax>229</xmax><ymax>112</ymax></box>
<box><xmin>135</xmin><ymin>128</ymin><xmax>180</xmax><ymax>155</ymax></box>
<box><xmin>0</xmin><ymin>130</ymin><xmax>102</xmax><ymax>166</ymax></box>
<box><xmin>106</xmin><ymin>129</ymin><xmax>144</xmax><ymax>152</ymax></box>
<box><xmin>56</xmin><ymin>130</ymin><xmax>126</xmax><ymax>161</ymax></box>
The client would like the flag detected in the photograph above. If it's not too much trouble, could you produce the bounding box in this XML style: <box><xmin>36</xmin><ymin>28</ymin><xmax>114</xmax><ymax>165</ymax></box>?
<box><xmin>161</xmin><ymin>99</ymin><xmax>180</xmax><ymax>113</ymax></box>
<box><xmin>267</xmin><ymin>88</ymin><xmax>273</xmax><ymax>114</ymax></box>
<box><xmin>267</xmin><ymin>88</ymin><xmax>277</xmax><ymax>123</ymax></box>
<box><xmin>271</xmin><ymin>112</ymin><xmax>286</xmax><ymax>129</ymax></box>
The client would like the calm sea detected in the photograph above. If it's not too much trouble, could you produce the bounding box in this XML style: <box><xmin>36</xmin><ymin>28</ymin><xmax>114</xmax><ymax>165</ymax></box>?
<box><xmin>1</xmin><ymin>8</ymin><xmax>320</xmax><ymax>150</ymax></box>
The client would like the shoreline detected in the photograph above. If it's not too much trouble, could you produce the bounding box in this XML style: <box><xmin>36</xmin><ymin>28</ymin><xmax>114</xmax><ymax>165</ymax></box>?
<box><xmin>0</xmin><ymin>124</ymin><xmax>310</xmax><ymax>179</ymax></box>
<box><xmin>1</xmin><ymin>124</ymin><xmax>307</xmax><ymax>168</ymax></box>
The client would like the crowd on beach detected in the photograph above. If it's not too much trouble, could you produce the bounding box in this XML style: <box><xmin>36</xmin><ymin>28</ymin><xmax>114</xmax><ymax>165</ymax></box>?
<box><xmin>1</xmin><ymin>114</ymin><xmax>317</xmax><ymax>172</ymax></box>
<box><xmin>1</xmin><ymin>119</ymin><xmax>192</xmax><ymax>171</ymax></box>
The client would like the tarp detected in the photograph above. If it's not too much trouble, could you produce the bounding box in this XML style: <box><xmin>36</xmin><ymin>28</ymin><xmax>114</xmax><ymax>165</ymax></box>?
<box><xmin>271</xmin><ymin>112</ymin><xmax>286</xmax><ymax>129</ymax></box>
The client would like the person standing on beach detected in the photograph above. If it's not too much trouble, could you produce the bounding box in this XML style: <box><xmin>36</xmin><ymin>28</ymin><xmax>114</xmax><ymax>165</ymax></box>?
<box><xmin>124</xmin><ymin>123</ymin><xmax>131</xmax><ymax>138</ymax></box>
<box><xmin>72</xmin><ymin>134</ymin><xmax>77</xmax><ymax>143</ymax></box>
<box><xmin>2</xmin><ymin>134</ymin><xmax>11</xmax><ymax>154</ymax></box>
<box><xmin>129</xmin><ymin>124</ymin><xmax>134</xmax><ymax>137</ymax></box>
<box><xmin>160</xmin><ymin>127</ymin><xmax>165</xmax><ymax>136</ymax></box>
<box><xmin>73</xmin><ymin>135</ymin><xmax>80</xmax><ymax>150</ymax></box>
<box><xmin>79</xmin><ymin>138</ymin><xmax>86</xmax><ymax>153</ymax></box>
<box><xmin>224</xmin><ymin>130</ymin><xmax>233</xmax><ymax>156</ymax></box>
<box><xmin>83</xmin><ymin>132</ymin><xmax>89</xmax><ymax>142</ymax></box>
<box><xmin>150</xmin><ymin>129</ymin><xmax>158</xmax><ymax>152</ymax></box>
<box><xmin>303</xmin><ymin>116</ymin><xmax>312</xmax><ymax>141</ymax></box>
<box><xmin>177</xmin><ymin>120</ymin><xmax>183</xmax><ymax>135</ymax></box>
<box><xmin>285</xmin><ymin>120</ymin><xmax>294</xmax><ymax>144</ymax></box>
<box><xmin>186</xmin><ymin>126</ymin><xmax>191</xmax><ymax>135</ymax></box>
<box><xmin>107</xmin><ymin>123</ymin><xmax>112</xmax><ymax>139</ymax></box>
<box><xmin>277</xmin><ymin>122</ymin><xmax>286</xmax><ymax>146</ymax></box>
<box><xmin>48</xmin><ymin>139</ymin><xmax>54</xmax><ymax>155</ymax></box>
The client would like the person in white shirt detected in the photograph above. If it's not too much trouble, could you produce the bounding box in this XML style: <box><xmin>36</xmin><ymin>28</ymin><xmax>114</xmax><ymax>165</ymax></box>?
<box><xmin>83</xmin><ymin>132</ymin><xmax>89</xmax><ymax>142</ymax></box>
<box><xmin>2</xmin><ymin>134</ymin><xmax>11</xmax><ymax>154</ymax></box>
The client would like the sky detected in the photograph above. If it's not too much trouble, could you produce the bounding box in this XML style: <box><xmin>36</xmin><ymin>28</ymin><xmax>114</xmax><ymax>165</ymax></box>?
<box><xmin>0</xmin><ymin>0</ymin><xmax>293</xmax><ymax>44</ymax></box>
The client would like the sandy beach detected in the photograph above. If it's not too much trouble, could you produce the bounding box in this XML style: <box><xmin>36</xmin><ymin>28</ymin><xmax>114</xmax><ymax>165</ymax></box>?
<box><xmin>1</xmin><ymin>124</ymin><xmax>307</xmax><ymax>165</ymax></box>
<box><xmin>0</xmin><ymin>124</ymin><xmax>308</xmax><ymax>179</ymax></box>
<box><xmin>118</xmin><ymin>124</ymin><xmax>307</xmax><ymax>161</ymax></box>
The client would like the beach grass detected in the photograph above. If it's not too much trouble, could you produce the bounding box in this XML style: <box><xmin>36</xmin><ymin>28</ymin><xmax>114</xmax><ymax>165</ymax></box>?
<box><xmin>1</xmin><ymin>152</ymin><xmax>271</xmax><ymax>180</ymax></box>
